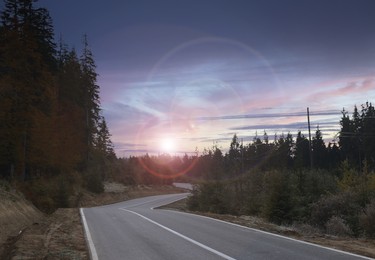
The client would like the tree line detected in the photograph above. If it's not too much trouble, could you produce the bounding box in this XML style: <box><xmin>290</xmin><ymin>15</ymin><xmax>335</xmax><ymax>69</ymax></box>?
<box><xmin>116</xmin><ymin>102</ymin><xmax>375</xmax><ymax>184</ymax></box>
<box><xmin>0</xmin><ymin>0</ymin><xmax>115</xmax><ymax>208</ymax></box>
<box><xmin>183</xmin><ymin>102</ymin><xmax>375</xmax><ymax>238</ymax></box>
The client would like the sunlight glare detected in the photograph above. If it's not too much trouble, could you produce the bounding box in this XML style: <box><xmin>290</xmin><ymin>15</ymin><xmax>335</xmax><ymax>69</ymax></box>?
<box><xmin>160</xmin><ymin>137</ymin><xmax>176</xmax><ymax>154</ymax></box>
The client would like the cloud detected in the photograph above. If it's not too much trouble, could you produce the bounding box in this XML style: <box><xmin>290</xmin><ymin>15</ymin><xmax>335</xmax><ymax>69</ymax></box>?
<box><xmin>229</xmin><ymin>120</ymin><xmax>338</xmax><ymax>131</ymax></box>
<box><xmin>196</xmin><ymin>109</ymin><xmax>341</xmax><ymax>121</ymax></box>
<box><xmin>113</xmin><ymin>142</ymin><xmax>147</xmax><ymax>149</ymax></box>
<box><xmin>308</xmin><ymin>78</ymin><xmax>375</xmax><ymax>103</ymax></box>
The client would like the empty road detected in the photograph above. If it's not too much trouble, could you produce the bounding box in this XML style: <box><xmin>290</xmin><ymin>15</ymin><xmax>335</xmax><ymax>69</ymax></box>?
<box><xmin>81</xmin><ymin>193</ymin><xmax>372</xmax><ymax>260</ymax></box>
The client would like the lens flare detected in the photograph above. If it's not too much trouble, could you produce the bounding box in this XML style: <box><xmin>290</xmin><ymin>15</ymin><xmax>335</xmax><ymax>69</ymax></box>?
<box><xmin>160</xmin><ymin>137</ymin><xmax>175</xmax><ymax>154</ymax></box>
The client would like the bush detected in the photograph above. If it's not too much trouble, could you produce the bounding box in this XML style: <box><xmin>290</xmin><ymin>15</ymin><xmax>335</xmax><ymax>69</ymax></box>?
<box><xmin>360</xmin><ymin>199</ymin><xmax>375</xmax><ymax>238</ymax></box>
<box><xmin>243</xmin><ymin>171</ymin><xmax>264</xmax><ymax>215</ymax></box>
<box><xmin>261</xmin><ymin>171</ymin><xmax>293</xmax><ymax>224</ymax></box>
<box><xmin>85</xmin><ymin>170</ymin><xmax>104</xmax><ymax>194</ymax></box>
<box><xmin>54</xmin><ymin>177</ymin><xmax>69</xmax><ymax>208</ymax></box>
<box><xmin>325</xmin><ymin>216</ymin><xmax>352</xmax><ymax>236</ymax></box>
<box><xmin>186</xmin><ymin>185</ymin><xmax>200</xmax><ymax>211</ymax></box>
<box><xmin>310</xmin><ymin>191</ymin><xmax>362</xmax><ymax>236</ymax></box>
<box><xmin>187</xmin><ymin>181</ymin><xmax>230</xmax><ymax>214</ymax></box>
<box><xmin>0</xmin><ymin>179</ymin><xmax>11</xmax><ymax>191</ymax></box>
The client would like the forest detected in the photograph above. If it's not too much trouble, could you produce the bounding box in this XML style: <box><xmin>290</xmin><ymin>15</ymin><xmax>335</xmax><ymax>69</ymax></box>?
<box><xmin>0</xmin><ymin>0</ymin><xmax>115</xmax><ymax>210</ymax></box>
<box><xmin>0</xmin><ymin>0</ymin><xmax>374</xmax><ymax>238</ymax></box>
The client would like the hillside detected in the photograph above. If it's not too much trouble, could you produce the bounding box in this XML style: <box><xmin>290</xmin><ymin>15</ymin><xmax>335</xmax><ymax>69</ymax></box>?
<box><xmin>0</xmin><ymin>187</ymin><xmax>43</xmax><ymax>257</ymax></box>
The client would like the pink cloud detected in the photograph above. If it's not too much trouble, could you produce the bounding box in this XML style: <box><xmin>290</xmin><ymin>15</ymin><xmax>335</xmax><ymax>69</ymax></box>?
<box><xmin>308</xmin><ymin>77</ymin><xmax>375</xmax><ymax>102</ymax></box>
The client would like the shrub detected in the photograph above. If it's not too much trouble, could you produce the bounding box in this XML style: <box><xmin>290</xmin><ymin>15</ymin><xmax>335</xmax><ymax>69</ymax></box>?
<box><xmin>0</xmin><ymin>179</ymin><xmax>11</xmax><ymax>191</ymax></box>
<box><xmin>360</xmin><ymin>199</ymin><xmax>375</xmax><ymax>238</ymax></box>
<box><xmin>310</xmin><ymin>191</ymin><xmax>362</xmax><ymax>236</ymax></box>
<box><xmin>243</xmin><ymin>171</ymin><xmax>264</xmax><ymax>215</ymax></box>
<box><xmin>261</xmin><ymin>171</ymin><xmax>293</xmax><ymax>224</ymax></box>
<box><xmin>325</xmin><ymin>216</ymin><xmax>352</xmax><ymax>237</ymax></box>
<box><xmin>187</xmin><ymin>185</ymin><xmax>200</xmax><ymax>211</ymax></box>
<box><xmin>54</xmin><ymin>177</ymin><xmax>69</xmax><ymax>208</ymax></box>
<box><xmin>85</xmin><ymin>172</ymin><xmax>104</xmax><ymax>194</ymax></box>
<box><xmin>187</xmin><ymin>181</ymin><xmax>230</xmax><ymax>214</ymax></box>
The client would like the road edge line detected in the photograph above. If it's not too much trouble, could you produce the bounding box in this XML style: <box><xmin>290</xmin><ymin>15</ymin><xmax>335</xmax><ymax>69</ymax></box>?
<box><xmin>162</xmin><ymin>209</ymin><xmax>374</xmax><ymax>260</ymax></box>
<box><xmin>120</xmin><ymin>208</ymin><xmax>236</xmax><ymax>260</ymax></box>
<box><xmin>80</xmin><ymin>208</ymin><xmax>99</xmax><ymax>260</ymax></box>
<box><xmin>150</xmin><ymin>194</ymin><xmax>189</xmax><ymax>210</ymax></box>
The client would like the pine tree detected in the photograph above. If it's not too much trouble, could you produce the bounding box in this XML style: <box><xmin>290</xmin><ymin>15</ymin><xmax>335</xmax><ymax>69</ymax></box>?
<box><xmin>327</xmin><ymin>142</ymin><xmax>340</xmax><ymax>169</ymax></box>
<box><xmin>55</xmin><ymin>45</ymin><xmax>87</xmax><ymax>170</ymax></box>
<box><xmin>95</xmin><ymin>116</ymin><xmax>115</xmax><ymax>158</ymax></box>
<box><xmin>339</xmin><ymin>105</ymin><xmax>370</xmax><ymax>169</ymax></box>
<box><xmin>273</xmin><ymin>133</ymin><xmax>294</xmax><ymax>169</ymax></box>
<box><xmin>80</xmin><ymin>35</ymin><xmax>101</xmax><ymax>163</ymax></box>
<box><xmin>0</xmin><ymin>0</ymin><xmax>115</xmax><ymax>181</ymax></box>
<box><xmin>0</xmin><ymin>0</ymin><xmax>57</xmax><ymax>179</ymax></box>
<box><xmin>361</xmin><ymin>102</ymin><xmax>375</xmax><ymax>169</ymax></box>
<box><xmin>312</xmin><ymin>127</ymin><xmax>327</xmax><ymax>169</ymax></box>
<box><xmin>294</xmin><ymin>131</ymin><xmax>310</xmax><ymax>168</ymax></box>
<box><xmin>228</xmin><ymin>134</ymin><xmax>241</xmax><ymax>175</ymax></box>
<box><xmin>339</xmin><ymin>109</ymin><xmax>355</xmax><ymax>165</ymax></box>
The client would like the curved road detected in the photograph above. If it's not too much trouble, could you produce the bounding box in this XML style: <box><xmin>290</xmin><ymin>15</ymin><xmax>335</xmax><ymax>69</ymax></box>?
<box><xmin>81</xmin><ymin>193</ymin><xmax>372</xmax><ymax>260</ymax></box>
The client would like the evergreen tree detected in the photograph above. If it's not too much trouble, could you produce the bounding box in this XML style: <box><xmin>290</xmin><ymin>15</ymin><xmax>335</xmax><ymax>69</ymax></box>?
<box><xmin>0</xmin><ymin>0</ymin><xmax>115</xmax><ymax>180</ymax></box>
<box><xmin>312</xmin><ymin>127</ymin><xmax>327</xmax><ymax>169</ymax></box>
<box><xmin>361</xmin><ymin>102</ymin><xmax>375</xmax><ymax>169</ymax></box>
<box><xmin>339</xmin><ymin>109</ymin><xmax>355</xmax><ymax>165</ymax></box>
<box><xmin>55</xmin><ymin>46</ymin><xmax>87</xmax><ymax>170</ymax></box>
<box><xmin>294</xmin><ymin>131</ymin><xmax>310</xmax><ymax>168</ymax></box>
<box><xmin>95</xmin><ymin>116</ymin><xmax>115</xmax><ymax>158</ymax></box>
<box><xmin>273</xmin><ymin>133</ymin><xmax>294</xmax><ymax>169</ymax></box>
<box><xmin>228</xmin><ymin>134</ymin><xmax>241</xmax><ymax>175</ymax></box>
<box><xmin>327</xmin><ymin>142</ymin><xmax>340</xmax><ymax>169</ymax></box>
<box><xmin>80</xmin><ymin>35</ymin><xmax>101</xmax><ymax>163</ymax></box>
<box><xmin>338</xmin><ymin>104</ymin><xmax>372</xmax><ymax>169</ymax></box>
<box><xmin>0</xmin><ymin>0</ymin><xmax>57</xmax><ymax>179</ymax></box>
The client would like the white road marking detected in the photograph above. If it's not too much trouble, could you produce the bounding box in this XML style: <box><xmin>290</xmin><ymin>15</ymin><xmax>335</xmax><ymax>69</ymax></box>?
<box><xmin>150</xmin><ymin>194</ymin><xmax>189</xmax><ymax>210</ymax></box>
<box><xmin>123</xmin><ymin>193</ymin><xmax>188</xmax><ymax>209</ymax></box>
<box><xmin>120</xmin><ymin>208</ymin><xmax>236</xmax><ymax>260</ymax></box>
<box><xmin>162</xmin><ymin>210</ymin><xmax>374</xmax><ymax>260</ymax></box>
<box><xmin>80</xmin><ymin>208</ymin><xmax>99</xmax><ymax>260</ymax></box>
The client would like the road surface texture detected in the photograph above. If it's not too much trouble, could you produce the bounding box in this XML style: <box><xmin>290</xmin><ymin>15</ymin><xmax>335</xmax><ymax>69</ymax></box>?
<box><xmin>81</xmin><ymin>193</ymin><xmax>373</xmax><ymax>260</ymax></box>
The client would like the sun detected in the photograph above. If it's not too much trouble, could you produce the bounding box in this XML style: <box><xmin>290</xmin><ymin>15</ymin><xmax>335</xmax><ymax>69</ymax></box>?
<box><xmin>160</xmin><ymin>137</ymin><xmax>176</xmax><ymax>154</ymax></box>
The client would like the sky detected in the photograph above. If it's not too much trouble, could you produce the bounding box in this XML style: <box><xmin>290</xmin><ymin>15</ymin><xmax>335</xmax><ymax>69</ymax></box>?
<box><xmin>32</xmin><ymin>0</ymin><xmax>375</xmax><ymax>156</ymax></box>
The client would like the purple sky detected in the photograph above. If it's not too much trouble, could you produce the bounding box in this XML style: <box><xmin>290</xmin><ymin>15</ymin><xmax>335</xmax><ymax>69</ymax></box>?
<box><xmin>34</xmin><ymin>0</ymin><xmax>375</xmax><ymax>156</ymax></box>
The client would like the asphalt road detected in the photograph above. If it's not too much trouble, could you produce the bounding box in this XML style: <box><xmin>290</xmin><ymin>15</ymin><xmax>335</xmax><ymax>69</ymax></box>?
<box><xmin>81</xmin><ymin>193</ymin><xmax>372</xmax><ymax>260</ymax></box>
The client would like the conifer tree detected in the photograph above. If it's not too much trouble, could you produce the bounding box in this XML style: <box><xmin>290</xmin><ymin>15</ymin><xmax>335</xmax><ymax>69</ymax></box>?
<box><xmin>294</xmin><ymin>131</ymin><xmax>310</xmax><ymax>168</ymax></box>
<box><xmin>361</xmin><ymin>102</ymin><xmax>375</xmax><ymax>168</ymax></box>
<box><xmin>80</xmin><ymin>35</ymin><xmax>101</xmax><ymax>162</ymax></box>
<box><xmin>339</xmin><ymin>109</ymin><xmax>355</xmax><ymax>165</ymax></box>
<box><xmin>55</xmin><ymin>45</ymin><xmax>87</xmax><ymax>170</ymax></box>
<box><xmin>96</xmin><ymin>116</ymin><xmax>115</xmax><ymax>158</ymax></box>
<box><xmin>312</xmin><ymin>127</ymin><xmax>327</xmax><ymax>169</ymax></box>
<box><xmin>228</xmin><ymin>134</ymin><xmax>241</xmax><ymax>175</ymax></box>
<box><xmin>0</xmin><ymin>0</ymin><xmax>57</xmax><ymax>179</ymax></box>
